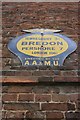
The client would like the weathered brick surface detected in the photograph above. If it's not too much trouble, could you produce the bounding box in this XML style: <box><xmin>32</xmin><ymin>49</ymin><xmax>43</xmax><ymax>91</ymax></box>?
<box><xmin>18</xmin><ymin>93</ymin><xmax>34</xmax><ymax>102</ymax></box>
<box><xmin>3</xmin><ymin>111</ymin><xmax>24</xmax><ymax>118</ymax></box>
<box><xmin>46</xmin><ymin>112</ymin><xmax>64</xmax><ymax>119</ymax></box>
<box><xmin>35</xmin><ymin>94</ymin><xmax>51</xmax><ymax>102</ymax></box>
<box><xmin>65</xmin><ymin>112</ymin><xmax>80</xmax><ymax>120</ymax></box>
<box><xmin>41</xmin><ymin>103</ymin><xmax>75</xmax><ymax>111</ymax></box>
<box><xmin>33</xmin><ymin>86</ymin><xmax>60</xmax><ymax>94</ymax></box>
<box><xmin>52</xmin><ymin>93</ymin><xmax>69</xmax><ymax>102</ymax></box>
<box><xmin>2</xmin><ymin>2</ymin><xmax>80</xmax><ymax>120</ymax></box>
<box><xmin>2</xmin><ymin>85</ymin><xmax>33</xmax><ymax>93</ymax></box>
<box><xmin>2</xmin><ymin>93</ymin><xmax>17</xmax><ymax>102</ymax></box>
<box><xmin>2</xmin><ymin>85</ymin><xmax>80</xmax><ymax>119</ymax></box>
<box><xmin>2</xmin><ymin>76</ymin><xmax>38</xmax><ymax>83</ymax></box>
<box><xmin>4</xmin><ymin>103</ymin><xmax>40</xmax><ymax>110</ymax></box>
<box><xmin>2</xmin><ymin>76</ymin><xmax>79</xmax><ymax>83</ymax></box>
<box><xmin>54</xmin><ymin>76</ymin><xmax>79</xmax><ymax>82</ymax></box>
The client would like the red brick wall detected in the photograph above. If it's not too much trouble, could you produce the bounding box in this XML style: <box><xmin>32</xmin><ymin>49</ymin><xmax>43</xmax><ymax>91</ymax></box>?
<box><xmin>2</xmin><ymin>2</ymin><xmax>79</xmax><ymax>120</ymax></box>
<box><xmin>2</xmin><ymin>84</ymin><xmax>80</xmax><ymax>119</ymax></box>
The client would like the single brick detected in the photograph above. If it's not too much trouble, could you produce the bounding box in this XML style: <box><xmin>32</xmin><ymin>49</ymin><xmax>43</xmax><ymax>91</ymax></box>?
<box><xmin>67</xmin><ymin>103</ymin><xmax>75</xmax><ymax>110</ymax></box>
<box><xmin>68</xmin><ymin>94</ymin><xmax>79</xmax><ymax>102</ymax></box>
<box><xmin>54</xmin><ymin>77</ymin><xmax>78</xmax><ymax>82</ymax></box>
<box><xmin>2</xmin><ymin>71</ymin><xmax>15</xmax><ymax>76</ymax></box>
<box><xmin>51</xmin><ymin>87</ymin><xmax>60</xmax><ymax>93</ymax></box>
<box><xmin>38</xmin><ymin>77</ymin><xmax>53</xmax><ymax>82</ymax></box>
<box><xmin>2</xmin><ymin>70</ymin><xmax>32</xmax><ymax>76</ymax></box>
<box><xmin>33</xmin><ymin>86</ymin><xmax>51</xmax><ymax>93</ymax></box>
<box><xmin>18</xmin><ymin>94</ymin><xmax>34</xmax><ymax>102</ymax></box>
<box><xmin>32</xmin><ymin>70</ymin><xmax>55</xmax><ymax>76</ymax></box>
<box><xmin>61</xmin><ymin>71</ymin><xmax>77</xmax><ymax>76</ymax></box>
<box><xmin>26</xmin><ymin>111</ymin><xmax>45</xmax><ymax>119</ymax></box>
<box><xmin>2</xmin><ymin>86</ymin><xmax>33</xmax><ymax>93</ymax></box>
<box><xmin>3</xmin><ymin>76</ymin><xmax>38</xmax><ymax>83</ymax></box>
<box><xmin>6</xmin><ymin>111</ymin><xmax>24</xmax><ymax>118</ymax></box>
<box><xmin>46</xmin><ymin>112</ymin><xmax>64</xmax><ymax>119</ymax></box>
<box><xmin>14</xmin><ymin>71</ymin><xmax>32</xmax><ymax>76</ymax></box>
<box><xmin>65</xmin><ymin>112</ymin><xmax>80</xmax><ymax>119</ymax></box>
<box><xmin>33</xmin><ymin>86</ymin><xmax>59</xmax><ymax>94</ymax></box>
<box><xmin>52</xmin><ymin>93</ymin><xmax>69</xmax><ymax>102</ymax></box>
<box><xmin>2</xmin><ymin>94</ymin><xmax>17</xmax><ymax>102</ymax></box>
<box><xmin>41</xmin><ymin>103</ymin><xmax>68</xmax><ymax>111</ymax></box>
<box><xmin>35</xmin><ymin>94</ymin><xmax>51</xmax><ymax>102</ymax></box>
<box><xmin>4</xmin><ymin>103</ymin><xmax>40</xmax><ymax>110</ymax></box>
<box><xmin>59</xmin><ymin>86</ymin><xmax>79</xmax><ymax>93</ymax></box>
